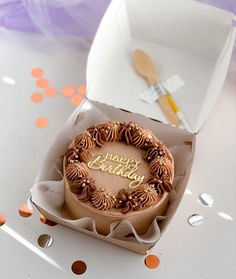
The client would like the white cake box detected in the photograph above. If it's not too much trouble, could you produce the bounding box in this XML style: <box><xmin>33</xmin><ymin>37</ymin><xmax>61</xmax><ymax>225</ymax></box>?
<box><xmin>31</xmin><ymin>0</ymin><xmax>235</xmax><ymax>254</ymax></box>
<box><xmin>87</xmin><ymin>0</ymin><xmax>235</xmax><ymax>133</ymax></box>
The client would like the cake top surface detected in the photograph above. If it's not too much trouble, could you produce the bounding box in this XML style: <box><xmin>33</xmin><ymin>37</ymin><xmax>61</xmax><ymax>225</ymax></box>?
<box><xmin>64</xmin><ymin>120</ymin><xmax>174</xmax><ymax>213</ymax></box>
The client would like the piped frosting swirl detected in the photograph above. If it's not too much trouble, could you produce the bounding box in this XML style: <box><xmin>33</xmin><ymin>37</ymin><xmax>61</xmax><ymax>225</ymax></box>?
<box><xmin>119</xmin><ymin>122</ymin><xmax>139</xmax><ymax>145</ymax></box>
<box><xmin>132</xmin><ymin>184</ymin><xmax>159</xmax><ymax>208</ymax></box>
<box><xmin>144</xmin><ymin>142</ymin><xmax>166</xmax><ymax>162</ymax></box>
<box><xmin>132</xmin><ymin>128</ymin><xmax>154</xmax><ymax>149</ymax></box>
<box><xmin>70</xmin><ymin>177</ymin><xmax>96</xmax><ymax>201</ymax></box>
<box><xmin>74</xmin><ymin>131</ymin><xmax>95</xmax><ymax>151</ymax></box>
<box><xmin>147</xmin><ymin>175</ymin><xmax>173</xmax><ymax>195</ymax></box>
<box><xmin>97</xmin><ymin>121</ymin><xmax>121</xmax><ymax>142</ymax></box>
<box><xmin>150</xmin><ymin>157</ymin><xmax>171</xmax><ymax>177</ymax></box>
<box><xmin>91</xmin><ymin>188</ymin><xmax>115</xmax><ymax>210</ymax></box>
<box><xmin>65</xmin><ymin>162</ymin><xmax>89</xmax><ymax>181</ymax></box>
<box><xmin>78</xmin><ymin>150</ymin><xmax>91</xmax><ymax>163</ymax></box>
<box><xmin>87</xmin><ymin>125</ymin><xmax>105</xmax><ymax>147</ymax></box>
<box><xmin>114</xmin><ymin>188</ymin><xmax>141</xmax><ymax>214</ymax></box>
<box><xmin>65</xmin><ymin>147</ymin><xmax>79</xmax><ymax>166</ymax></box>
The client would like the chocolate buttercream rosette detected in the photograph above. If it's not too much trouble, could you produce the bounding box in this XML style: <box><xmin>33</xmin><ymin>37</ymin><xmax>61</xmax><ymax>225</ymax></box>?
<box><xmin>63</xmin><ymin>120</ymin><xmax>174</xmax><ymax>235</ymax></box>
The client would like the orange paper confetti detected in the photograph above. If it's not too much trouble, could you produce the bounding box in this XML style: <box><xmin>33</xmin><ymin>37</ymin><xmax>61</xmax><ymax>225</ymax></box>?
<box><xmin>0</xmin><ymin>214</ymin><xmax>6</xmax><ymax>226</ymax></box>
<box><xmin>44</xmin><ymin>87</ymin><xmax>57</xmax><ymax>97</ymax></box>
<box><xmin>70</xmin><ymin>95</ymin><xmax>83</xmax><ymax>106</ymax></box>
<box><xmin>71</xmin><ymin>260</ymin><xmax>87</xmax><ymax>275</ymax></box>
<box><xmin>35</xmin><ymin>117</ymin><xmax>48</xmax><ymax>128</ymax></box>
<box><xmin>77</xmin><ymin>84</ymin><xmax>86</xmax><ymax>96</ymax></box>
<box><xmin>62</xmin><ymin>85</ymin><xmax>75</xmax><ymax>97</ymax></box>
<box><xmin>40</xmin><ymin>215</ymin><xmax>58</xmax><ymax>226</ymax></box>
<box><xmin>144</xmin><ymin>255</ymin><xmax>160</xmax><ymax>269</ymax></box>
<box><xmin>36</xmin><ymin>78</ymin><xmax>49</xmax><ymax>88</ymax></box>
<box><xmin>19</xmin><ymin>204</ymin><xmax>33</xmax><ymax>218</ymax></box>
<box><xmin>31</xmin><ymin>68</ymin><xmax>44</xmax><ymax>78</ymax></box>
<box><xmin>31</xmin><ymin>92</ymin><xmax>44</xmax><ymax>103</ymax></box>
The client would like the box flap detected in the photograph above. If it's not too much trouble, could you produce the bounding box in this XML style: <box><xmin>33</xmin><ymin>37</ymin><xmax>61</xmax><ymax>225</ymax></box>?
<box><xmin>86</xmin><ymin>0</ymin><xmax>235</xmax><ymax>133</ymax></box>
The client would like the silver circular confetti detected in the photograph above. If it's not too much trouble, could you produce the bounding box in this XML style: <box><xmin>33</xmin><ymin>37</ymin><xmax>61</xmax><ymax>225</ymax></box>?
<box><xmin>198</xmin><ymin>192</ymin><xmax>214</xmax><ymax>207</ymax></box>
<box><xmin>38</xmin><ymin>234</ymin><xmax>53</xmax><ymax>248</ymax></box>
<box><xmin>188</xmin><ymin>214</ymin><xmax>204</xmax><ymax>227</ymax></box>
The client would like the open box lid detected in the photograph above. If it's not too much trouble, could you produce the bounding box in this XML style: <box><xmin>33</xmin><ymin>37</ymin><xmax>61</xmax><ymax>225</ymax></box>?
<box><xmin>86</xmin><ymin>0</ymin><xmax>235</xmax><ymax>133</ymax></box>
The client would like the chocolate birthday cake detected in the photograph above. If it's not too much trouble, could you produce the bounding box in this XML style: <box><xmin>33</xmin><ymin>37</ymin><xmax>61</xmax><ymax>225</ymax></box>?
<box><xmin>63</xmin><ymin>121</ymin><xmax>174</xmax><ymax>235</ymax></box>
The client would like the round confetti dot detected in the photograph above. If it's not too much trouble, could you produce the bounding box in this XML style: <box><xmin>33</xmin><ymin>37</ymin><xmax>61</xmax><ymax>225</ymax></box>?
<box><xmin>144</xmin><ymin>255</ymin><xmax>160</xmax><ymax>269</ymax></box>
<box><xmin>71</xmin><ymin>260</ymin><xmax>87</xmax><ymax>275</ymax></box>
<box><xmin>19</xmin><ymin>204</ymin><xmax>33</xmax><ymax>217</ymax></box>
<box><xmin>40</xmin><ymin>215</ymin><xmax>58</xmax><ymax>226</ymax></box>
<box><xmin>31</xmin><ymin>92</ymin><xmax>44</xmax><ymax>103</ymax></box>
<box><xmin>70</xmin><ymin>95</ymin><xmax>83</xmax><ymax>106</ymax></box>
<box><xmin>77</xmin><ymin>84</ymin><xmax>86</xmax><ymax>96</ymax></box>
<box><xmin>38</xmin><ymin>234</ymin><xmax>53</xmax><ymax>248</ymax></box>
<box><xmin>0</xmin><ymin>214</ymin><xmax>6</xmax><ymax>226</ymax></box>
<box><xmin>62</xmin><ymin>85</ymin><xmax>75</xmax><ymax>97</ymax></box>
<box><xmin>198</xmin><ymin>192</ymin><xmax>214</xmax><ymax>207</ymax></box>
<box><xmin>36</xmin><ymin>78</ymin><xmax>49</xmax><ymax>88</ymax></box>
<box><xmin>31</xmin><ymin>68</ymin><xmax>44</xmax><ymax>78</ymax></box>
<box><xmin>35</xmin><ymin>117</ymin><xmax>48</xmax><ymax>128</ymax></box>
<box><xmin>44</xmin><ymin>87</ymin><xmax>57</xmax><ymax>97</ymax></box>
<box><xmin>188</xmin><ymin>214</ymin><xmax>204</xmax><ymax>227</ymax></box>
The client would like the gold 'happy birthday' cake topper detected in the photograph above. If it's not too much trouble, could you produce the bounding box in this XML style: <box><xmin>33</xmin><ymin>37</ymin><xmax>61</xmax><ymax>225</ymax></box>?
<box><xmin>87</xmin><ymin>152</ymin><xmax>145</xmax><ymax>188</ymax></box>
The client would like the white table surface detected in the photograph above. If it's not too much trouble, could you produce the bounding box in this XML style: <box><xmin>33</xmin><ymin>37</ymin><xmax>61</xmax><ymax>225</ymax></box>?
<box><xmin>0</xmin><ymin>30</ymin><xmax>235</xmax><ymax>279</ymax></box>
